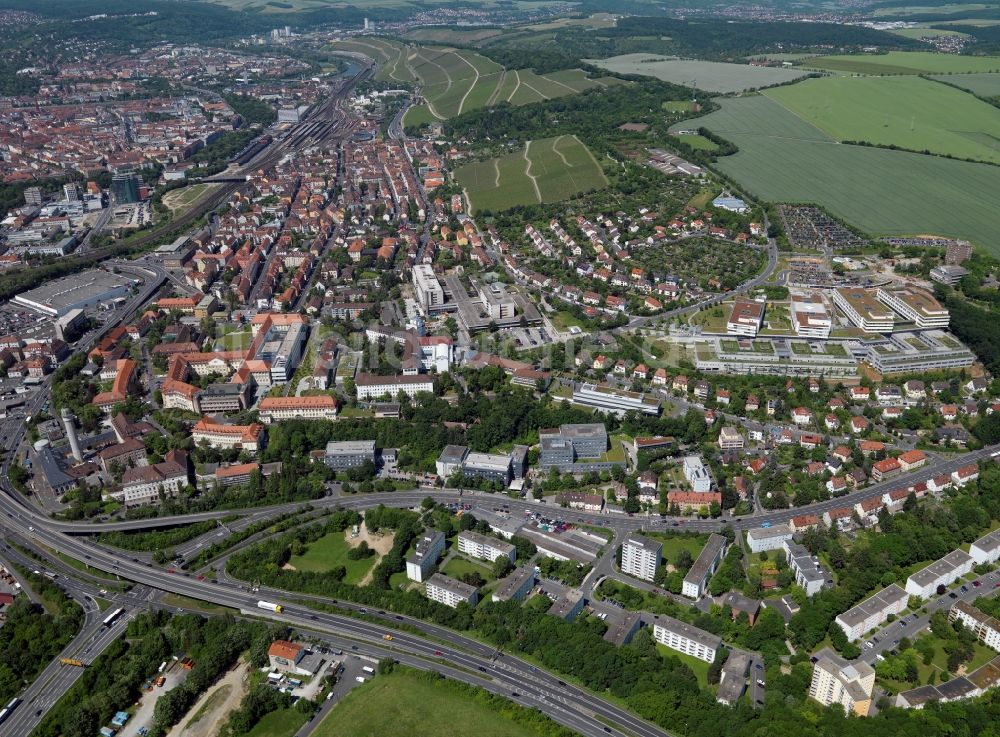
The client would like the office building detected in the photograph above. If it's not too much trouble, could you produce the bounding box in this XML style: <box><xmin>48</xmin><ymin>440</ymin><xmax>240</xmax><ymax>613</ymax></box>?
<box><xmin>354</xmin><ymin>373</ymin><xmax>434</xmax><ymax>400</ymax></box>
<box><xmin>746</xmin><ymin>524</ymin><xmax>793</xmax><ymax>553</ymax></box>
<box><xmin>111</xmin><ymin>171</ymin><xmax>142</xmax><ymax>204</ymax></box>
<box><xmin>413</xmin><ymin>264</ymin><xmax>445</xmax><ymax>314</ymax></box>
<box><xmin>405</xmin><ymin>530</ymin><xmax>445</xmax><ymax>582</ymax></box>
<box><xmin>682</xmin><ymin>455</ymin><xmax>712</xmax><ymax>493</ymax></box>
<box><xmin>682</xmin><ymin>533</ymin><xmax>727</xmax><ymax>599</ymax></box>
<box><xmin>809</xmin><ymin>650</ymin><xmax>875</xmax><ymax>717</ymax></box>
<box><xmin>195</xmin><ymin>383</ymin><xmax>248</xmax><ymax>414</ymax></box>
<box><xmin>538</xmin><ymin>423</ymin><xmax>625</xmax><ymax>473</ymax></box>
<box><xmin>790</xmin><ymin>292</ymin><xmax>832</xmax><ymax>339</ymax></box>
<box><xmin>877</xmin><ymin>287</ymin><xmax>950</xmax><ymax>329</ymax></box>
<box><xmin>930</xmin><ymin>264</ymin><xmax>968</xmax><ymax>286</ymax></box>
<box><xmin>652</xmin><ymin>616</ymin><xmax>721</xmax><ymax>663</ymax></box>
<box><xmin>946</xmin><ymin>240</ymin><xmax>973</xmax><ymax>265</ymax></box>
<box><xmin>435</xmin><ymin>445</ymin><xmax>514</xmax><ymax>486</ymax></box>
<box><xmin>621</xmin><ymin>534</ymin><xmax>662</xmax><ymax>582</ymax></box>
<box><xmin>457</xmin><ymin>530</ymin><xmax>516</xmax><ymax>564</ymax></box>
<box><xmin>834</xmin><ymin>288</ymin><xmax>895</xmax><ymax>333</ymax></box>
<box><xmin>492</xmin><ymin>566</ymin><xmax>536</xmax><ymax>603</ymax></box>
<box><xmin>23</xmin><ymin>186</ymin><xmax>43</xmax><ymax>206</ymax></box>
<box><xmin>323</xmin><ymin>440</ymin><xmax>377</xmax><ymax>470</ymax></box>
<box><xmin>726</xmin><ymin>299</ymin><xmax>764</xmax><ymax>337</ymax></box>
<box><xmin>259</xmin><ymin>395</ymin><xmax>337</xmax><ymax>423</ymax></box>
<box><xmin>905</xmin><ymin>549</ymin><xmax>974</xmax><ymax>598</ymax></box>
<box><xmin>571</xmin><ymin>383</ymin><xmax>661</xmax><ymax>416</ymax></box>
<box><xmin>835</xmin><ymin>584</ymin><xmax>908</xmax><ymax>641</ymax></box>
<box><xmin>425</xmin><ymin>573</ymin><xmax>479</xmax><ymax>608</ymax></box>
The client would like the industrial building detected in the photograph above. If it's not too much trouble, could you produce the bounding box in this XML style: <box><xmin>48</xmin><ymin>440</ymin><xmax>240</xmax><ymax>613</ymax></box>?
<box><xmin>13</xmin><ymin>270</ymin><xmax>138</xmax><ymax>317</ymax></box>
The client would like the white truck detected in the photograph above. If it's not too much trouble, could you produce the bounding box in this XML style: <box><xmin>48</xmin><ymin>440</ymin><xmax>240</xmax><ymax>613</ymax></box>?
<box><xmin>257</xmin><ymin>600</ymin><xmax>284</xmax><ymax>613</ymax></box>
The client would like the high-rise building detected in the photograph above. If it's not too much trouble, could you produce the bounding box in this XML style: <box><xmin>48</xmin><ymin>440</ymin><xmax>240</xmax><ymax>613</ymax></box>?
<box><xmin>621</xmin><ymin>534</ymin><xmax>662</xmax><ymax>582</ymax></box>
<box><xmin>23</xmin><ymin>186</ymin><xmax>43</xmax><ymax>206</ymax></box>
<box><xmin>63</xmin><ymin>183</ymin><xmax>81</xmax><ymax>202</ymax></box>
<box><xmin>111</xmin><ymin>171</ymin><xmax>142</xmax><ymax>204</ymax></box>
<box><xmin>809</xmin><ymin>651</ymin><xmax>875</xmax><ymax>717</ymax></box>
<box><xmin>946</xmin><ymin>240</ymin><xmax>973</xmax><ymax>266</ymax></box>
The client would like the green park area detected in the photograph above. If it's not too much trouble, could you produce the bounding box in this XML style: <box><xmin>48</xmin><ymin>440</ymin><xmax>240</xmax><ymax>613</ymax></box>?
<box><xmin>313</xmin><ymin>668</ymin><xmax>549</xmax><ymax>737</ymax></box>
<box><xmin>288</xmin><ymin>531</ymin><xmax>380</xmax><ymax>584</ymax></box>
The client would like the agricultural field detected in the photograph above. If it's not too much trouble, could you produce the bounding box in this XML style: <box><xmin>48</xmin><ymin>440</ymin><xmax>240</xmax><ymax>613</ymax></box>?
<box><xmin>587</xmin><ymin>53</ymin><xmax>808</xmax><ymax>93</ymax></box>
<box><xmin>686</xmin><ymin>95</ymin><xmax>1000</xmax><ymax>252</ymax></box>
<box><xmin>804</xmin><ymin>51</ymin><xmax>1000</xmax><ymax>75</ymax></box>
<box><xmin>404</xmin><ymin>27</ymin><xmax>503</xmax><ymax>44</ymax></box>
<box><xmin>889</xmin><ymin>26</ymin><xmax>972</xmax><ymax>39</ymax></box>
<box><xmin>455</xmin><ymin>135</ymin><xmax>608</xmax><ymax>213</ymax></box>
<box><xmin>673</xmin><ymin>133</ymin><xmax>717</xmax><ymax>151</ymax></box>
<box><xmin>932</xmin><ymin>71</ymin><xmax>1000</xmax><ymax>97</ymax></box>
<box><xmin>764</xmin><ymin>75</ymin><xmax>1000</xmax><ymax>164</ymax></box>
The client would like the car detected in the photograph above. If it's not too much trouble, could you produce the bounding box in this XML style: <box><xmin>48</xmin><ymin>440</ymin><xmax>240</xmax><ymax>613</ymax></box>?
<box><xmin>383</xmin><ymin>634</ymin><xmax>393</xmax><ymax>641</ymax></box>
<box><xmin>512</xmin><ymin>692</ymin><xmax>521</xmax><ymax>698</ymax></box>
<box><xmin>756</xmin><ymin>679</ymin><xmax>765</xmax><ymax>687</ymax></box>
<box><xmin>961</xmin><ymin>585</ymin><xmax>969</xmax><ymax>593</ymax></box>
<box><xmin>478</xmin><ymin>666</ymin><xmax>487</xmax><ymax>672</ymax></box>
<box><xmin>434</xmin><ymin>650</ymin><xmax>442</xmax><ymax>656</ymax></box>
<box><xmin>949</xmin><ymin>592</ymin><xmax>959</xmax><ymax>599</ymax></box>
<box><xmin>351</xmin><ymin>645</ymin><xmax>358</xmax><ymax>650</ymax></box>
<box><xmin>197</xmin><ymin>575</ymin><xmax>204</xmax><ymax>580</ymax></box>
<box><xmin>167</xmin><ymin>568</ymin><xmax>174</xmax><ymax>574</ymax></box>
<box><xmin>755</xmin><ymin>663</ymin><xmax>763</xmax><ymax>670</ymax></box>
<box><xmin>973</xmin><ymin>580</ymin><xmax>982</xmax><ymax>587</ymax></box>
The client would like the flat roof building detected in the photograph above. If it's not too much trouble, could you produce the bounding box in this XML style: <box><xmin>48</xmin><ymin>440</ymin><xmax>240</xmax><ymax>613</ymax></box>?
<box><xmin>834</xmin><ymin>287</ymin><xmax>894</xmax><ymax>333</ymax></box>
<box><xmin>425</xmin><ymin>573</ymin><xmax>479</xmax><ymax>608</ymax></box>
<box><xmin>682</xmin><ymin>533</ymin><xmax>727</xmax><ymax>599</ymax></box>
<box><xmin>809</xmin><ymin>649</ymin><xmax>875</xmax><ymax>717</ymax></box>
<box><xmin>492</xmin><ymin>566</ymin><xmax>536</xmax><ymax>603</ymax></box>
<box><xmin>457</xmin><ymin>530</ymin><xmax>516</xmax><ymax>564</ymax></box>
<box><xmin>621</xmin><ymin>534</ymin><xmax>662</xmax><ymax>582</ymax></box>
<box><xmin>14</xmin><ymin>269</ymin><xmax>138</xmax><ymax>317</ymax></box>
<box><xmin>877</xmin><ymin>287</ymin><xmax>949</xmax><ymax>329</ymax></box>
<box><xmin>726</xmin><ymin>299</ymin><xmax>764</xmax><ymax>337</ymax></box>
<box><xmin>406</xmin><ymin>530</ymin><xmax>446</xmax><ymax>583</ymax></box>
<box><xmin>746</xmin><ymin>524</ymin><xmax>793</xmax><ymax>553</ymax></box>
<box><xmin>571</xmin><ymin>383</ymin><xmax>661</xmax><ymax>417</ymax></box>
<box><xmin>323</xmin><ymin>440</ymin><xmax>376</xmax><ymax>469</ymax></box>
<box><xmin>905</xmin><ymin>549</ymin><xmax>974</xmax><ymax>599</ymax></box>
<box><xmin>835</xmin><ymin>583</ymin><xmax>908</xmax><ymax>641</ymax></box>
<box><xmin>653</xmin><ymin>615</ymin><xmax>721</xmax><ymax>663</ymax></box>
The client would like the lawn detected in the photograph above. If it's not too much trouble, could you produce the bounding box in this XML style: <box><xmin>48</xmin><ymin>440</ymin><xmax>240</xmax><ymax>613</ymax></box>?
<box><xmin>656</xmin><ymin>645</ymin><xmax>712</xmax><ymax>689</ymax></box>
<box><xmin>646</xmin><ymin>532</ymin><xmax>709</xmax><ymax>567</ymax></box>
<box><xmin>551</xmin><ymin>310</ymin><xmax>584</xmax><ymax>332</ymax></box>
<box><xmin>313</xmin><ymin>669</ymin><xmax>543</xmax><ymax>737</ymax></box>
<box><xmin>804</xmin><ymin>51</ymin><xmax>1000</xmax><ymax>75</ymax></box>
<box><xmin>675</xmin><ymin>133</ymin><xmax>718</xmax><ymax>151</ymax></box>
<box><xmin>588</xmin><ymin>53</ymin><xmax>808</xmax><ymax>93</ymax></box>
<box><xmin>441</xmin><ymin>555</ymin><xmax>494</xmax><ymax>582</ymax></box>
<box><xmin>688</xmin><ymin>95</ymin><xmax>1000</xmax><ymax>251</ymax></box>
<box><xmin>456</xmin><ymin>135</ymin><xmax>607</xmax><ymax>213</ymax></box>
<box><xmin>288</xmin><ymin>531</ymin><xmax>378</xmax><ymax>584</ymax></box>
<box><xmin>764</xmin><ymin>75</ymin><xmax>1000</xmax><ymax>164</ymax></box>
<box><xmin>245</xmin><ymin>708</ymin><xmax>307</xmax><ymax>737</ymax></box>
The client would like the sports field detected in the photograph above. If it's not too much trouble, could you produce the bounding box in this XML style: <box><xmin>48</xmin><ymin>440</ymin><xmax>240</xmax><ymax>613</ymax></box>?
<box><xmin>686</xmin><ymin>95</ymin><xmax>1000</xmax><ymax>251</ymax></box>
<box><xmin>329</xmin><ymin>39</ymin><xmax>622</xmax><ymax>125</ymax></box>
<box><xmin>764</xmin><ymin>75</ymin><xmax>1000</xmax><ymax>164</ymax></box>
<box><xmin>588</xmin><ymin>53</ymin><xmax>808</xmax><ymax>93</ymax></box>
<box><xmin>805</xmin><ymin>51</ymin><xmax>1000</xmax><ymax>75</ymax></box>
<box><xmin>933</xmin><ymin>72</ymin><xmax>1000</xmax><ymax>97</ymax></box>
<box><xmin>455</xmin><ymin>135</ymin><xmax>608</xmax><ymax>213</ymax></box>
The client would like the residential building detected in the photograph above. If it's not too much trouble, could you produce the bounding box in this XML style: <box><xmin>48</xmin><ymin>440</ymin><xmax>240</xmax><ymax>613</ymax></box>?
<box><xmin>718</xmin><ymin>426</ymin><xmax>744</xmax><ymax>450</ymax></box>
<box><xmin>323</xmin><ymin>440</ymin><xmax>377</xmax><ymax>470</ymax></box>
<box><xmin>621</xmin><ymin>534</ymin><xmax>662</xmax><ymax>582</ymax></box>
<box><xmin>784</xmin><ymin>540</ymin><xmax>829</xmax><ymax>597</ymax></box>
<box><xmin>950</xmin><ymin>601</ymin><xmax>1000</xmax><ymax>651</ymax></box>
<box><xmin>683</xmin><ymin>455</ymin><xmax>712</xmax><ymax>493</ymax></box>
<box><xmin>492</xmin><ymin>566</ymin><xmax>536</xmax><ymax>603</ymax></box>
<box><xmin>547</xmin><ymin>590</ymin><xmax>586</xmax><ymax>621</ymax></box>
<box><xmin>355</xmin><ymin>373</ymin><xmax>434</xmax><ymax>400</ymax></box>
<box><xmin>835</xmin><ymin>584</ymin><xmax>908</xmax><ymax>641</ymax></box>
<box><xmin>746</xmin><ymin>524</ymin><xmax>793</xmax><ymax>553</ymax></box>
<box><xmin>425</xmin><ymin>573</ymin><xmax>479</xmax><ymax>608</ymax></box>
<box><xmin>971</xmin><ymin>529</ymin><xmax>1000</xmax><ymax>565</ymax></box>
<box><xmin>905</xmin><ymin>549</ymin><xmax>974</xmax><ymax>598</ymax></box>
<box><xmin>457</xmin><ymin>530</ymin><xmax>516</xmax><ymax>563</ymax></box>
<box><xmin>652</xmin><ymin>616</ymin><xmax>721</xmax><ymax>663</ymax></box>
<box><xmin>717</xmin><ymin>651</ymin><xmax>751</xmax><ymax>706</ymax></box>
<box><xmin>682</xmin><ymin>533</ymin><xmax>727</xmax><ymax>599</ymax></box>
<box><xmin>809</xmin><ymin>650</ymin><xmax>876</xmax><ymax>717</ymax></box>
<box><xmin>405</xmin><ymin>530</ymin><xmax>446</xmax><ymax>582</ymax></box>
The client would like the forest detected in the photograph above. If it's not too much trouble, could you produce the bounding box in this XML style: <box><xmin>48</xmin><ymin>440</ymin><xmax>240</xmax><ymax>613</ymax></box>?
<box><xmin>0</xmin><ymin>569</ymin><xmax>83</xmax><ymax>706</ymax></box>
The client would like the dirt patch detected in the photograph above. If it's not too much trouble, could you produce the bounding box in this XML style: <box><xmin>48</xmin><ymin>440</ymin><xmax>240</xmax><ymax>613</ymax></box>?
<box><xmin>348</xmin><ymin>521</ymin><xmax>395</xmax><ymax>585</ymax></box>
<box><xmin>168</xmin><ymin>660</ymin><xmax>250</xmax><ymax>737</ymax></box>
<box><xmin>281</xmin><ymin>563</ymin><xmax>297</xmax><ymax>571</ymax></box>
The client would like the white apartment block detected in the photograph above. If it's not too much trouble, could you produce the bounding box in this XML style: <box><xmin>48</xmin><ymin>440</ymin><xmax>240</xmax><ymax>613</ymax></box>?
<box><xmin>971</xmin><ymin>528</ymin><xmax>1000</xmax><ymax>565</ymax></box>
<box><xmin>950</xmin><ymin>601</ymin><xmax>1000</xmax><ymax>651</ymax></box>
<box><xmin>457</xmin><ymin>530</ymin><xmax>516</xmax><ymax>564</ymax></box>
<box><xmin>413</xmin><ymin>264</ymin><xmax>444</xmax><ymax>314</ymax></box>
<box><xmin>652</xmin><ymin>616</ymin><xmax>721</xmax><ymax>663</ymax></box>
<box><xmin>621</xmin><ymin>534</ymin><xmax>662</xmax><ymax>582</ymax></box>
<box><xmin>682</xmin><ymin>534</ymin><xmax>727</xmax><ymax>599</ymax></box>
<box><xmin>905</xmin><ymin>549</ymin><xmax>974</xmax><ymax>598</ymax></box>
<box><xmin>835</xmin><ymin>584</ymin><xmax>908</xmax><ymax>641</ymax></box>
<box><xmin>834</xmin><ymin>288</ymin><xmax>895</xmax><ymax>333</ymax></box>
<box><xmin>746</xmin><ymin>524</ymin><xmax>793</xmax><ymax>553</ymax></box>
<box><xmin>809</xmin><ymin>651</ymin><xmax>875</xmax><ymax>717</ymax></box>
<box><xmin>877</xmin><ymin>286</ymin><xmax>950</xmax><ymax>330</ymax></box>
<box><xmin>425</xmin><ymin>573</ymin><xmax>479</xmax><ymax>608</ymax></box>
<box><xmin>406</xmin><ymin>530</ymin><xmax>446</xmax><ymax>582</ymax></box>
<box><xmin>790</xmin><ymin>292</ymin><xmax>832</xmax><ymax>339</ymax></box>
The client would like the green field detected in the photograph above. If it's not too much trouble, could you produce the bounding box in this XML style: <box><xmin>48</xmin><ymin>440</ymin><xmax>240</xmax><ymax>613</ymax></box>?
<box><xmin>687</xmin><ymin>95</ymin><xmax>1000</xmax><ymax>251</ymax></box>
<box><xmin>442</xmin><ymin>556</ymin><xmax>494</xmax><ymax>582</ymax></box>
<box><xmin>588</xmin><ymin>53</ymin><xmax>808</xmax><ymax>93</ymax></box>
<box><xmin>331</xmin><ymin>38</ymin><xmax>620</xmax><ymax>123</ymax></box>
<box><xmin>933</xmin><ymin>72</ymin><xmax>1000</xmax><ymax>97</ymax></box>
<box><xmin>656</xmin><ymin>645</ymin><xmax>711</xmax><ymax>688</ymax></box>
<box><xmin>764</xmin><ymin>75</ymin><xmax>1000</xmax><ymax>164</ymax></box>
<box><xmin>890</xmin><ymin>27</ymin><xmax>971</xmax><ymax>39</ymax></box>
<box><xmin>288</xmin><ymin>531</ymin><xmax>378</xmax><ymax>584</ymax></box>
<box><xmin>313</xmin><ymin>669</ymin><xmax>544</xmax><ymax>737</ymax></box>
<box><xmin>245</xmin><ymin>708</ymin><xmax>307</xmax><ymax>737</ymax></box>
<box><xmin>455</xmin><ymin>135</ymin><xmax>608</xmax><ymax>213</ymax></box>
<box><xmin>674</xmin><ymin>133</ymin><xmax>718</xmax><ymax>151</ymax></box>
<box><xmin>805</xmin><ymin>51</ymin><xmax>1000</xmax><ymax>75</ymax></box>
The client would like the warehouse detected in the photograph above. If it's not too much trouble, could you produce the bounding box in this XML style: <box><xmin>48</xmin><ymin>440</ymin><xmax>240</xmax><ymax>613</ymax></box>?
<box><xmin>13</xmin><ymin>270</ymin><xmax>139</xmax><ymax>317</ymax></box>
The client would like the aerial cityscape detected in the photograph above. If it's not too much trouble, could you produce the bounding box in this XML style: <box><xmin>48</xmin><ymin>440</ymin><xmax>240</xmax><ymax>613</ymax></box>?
<box><xmin>3</xmin><ymin>1</ymin><xmax>1000</xmax><ymax>736</ymax></box>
